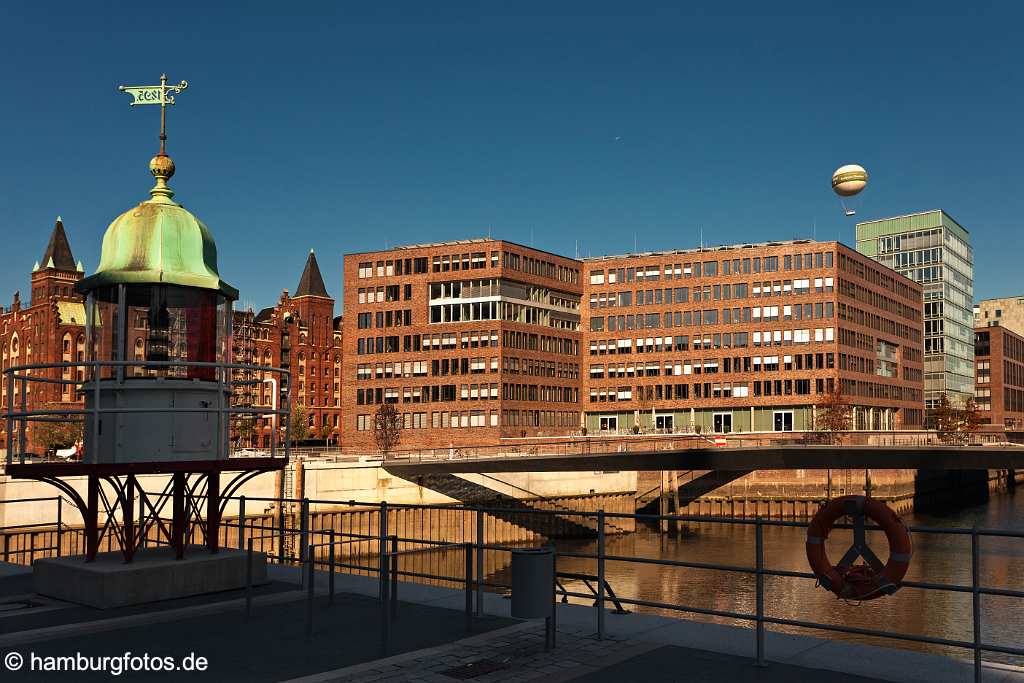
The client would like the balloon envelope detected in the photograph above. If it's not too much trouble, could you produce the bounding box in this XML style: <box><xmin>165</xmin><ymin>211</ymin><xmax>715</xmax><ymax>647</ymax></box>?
<box><xmin>832</xmin><ymin>164</ymin><xmax>868</xmax><ymax>197</ymax></box>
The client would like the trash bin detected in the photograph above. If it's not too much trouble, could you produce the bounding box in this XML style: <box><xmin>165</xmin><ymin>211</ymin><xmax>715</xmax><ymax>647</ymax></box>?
<box><xmin>510</xmin><ymin>547</ymin><xmax>555</xmax><ymax>619</ymax></box>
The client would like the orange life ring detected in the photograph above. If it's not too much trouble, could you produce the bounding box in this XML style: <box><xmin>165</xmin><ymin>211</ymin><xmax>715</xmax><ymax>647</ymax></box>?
<box><xmin>806</xmin><ymin>495</ymin><xmax>912</xmax><ymax>601</ymax></box>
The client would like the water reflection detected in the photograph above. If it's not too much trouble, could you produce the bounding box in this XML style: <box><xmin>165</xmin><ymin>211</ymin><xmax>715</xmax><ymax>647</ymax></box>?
<box><xmin>525</xmin><ymin>491</ymin><xmax>1024</xmax><ymax>665</ymax></box>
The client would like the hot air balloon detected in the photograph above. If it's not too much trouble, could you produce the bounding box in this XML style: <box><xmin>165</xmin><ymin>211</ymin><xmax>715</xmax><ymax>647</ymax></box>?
<box><xmin>832</xmin><ymin>164</ymin><xmax>868</xmax><ymax>216</ymax></box>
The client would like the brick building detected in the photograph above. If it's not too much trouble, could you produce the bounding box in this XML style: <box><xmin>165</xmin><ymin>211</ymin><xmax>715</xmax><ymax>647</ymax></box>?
<box><xmin>0</xmin><ymin>219</ymin><xmax>87</xmax><ymax>451</ymax></box>
<box><xmin>581</xmin><ymin>240</ymin><xmax>925</xmax><ymax>434</ymax></box>
<box><xmin>231</xmin><ymin>250</ymin><xmax>343</xmax><ymax>447</ymax></box>
<box><xmin>342</xmin><ymin>239</ymin><xmax>582</xmax><ymax>449</ymax></box>
<box><xmin>973</xmin><ymin>325</ymin><xmax>1024</xmax><ymax>429</ymax></box>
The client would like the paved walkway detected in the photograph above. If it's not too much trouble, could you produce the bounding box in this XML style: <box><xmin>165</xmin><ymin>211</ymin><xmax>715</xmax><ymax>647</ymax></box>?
<box><xmin>287</xmin><ymin>621</ymin><xmax>888</xmax><ymax>683</ymax></box>
<box><xmin>3</xmin><ymin>560</ymin><xmax>1022</xmax><ymax>682</ymax></box>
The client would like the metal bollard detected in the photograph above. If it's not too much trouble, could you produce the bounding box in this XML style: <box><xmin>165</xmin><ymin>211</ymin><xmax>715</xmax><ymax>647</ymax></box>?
<box><xmin>328</xmin><ymin>529</ymin><xmax>335</xmax><ymax>604</ymax></box>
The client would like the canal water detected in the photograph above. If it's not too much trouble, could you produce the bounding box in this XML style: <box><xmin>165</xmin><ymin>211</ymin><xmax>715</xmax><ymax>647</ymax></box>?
<box><xmin>532</xmin><ymin>490</ymin><xmax>1024</xmax><ymax>666</ymax></box>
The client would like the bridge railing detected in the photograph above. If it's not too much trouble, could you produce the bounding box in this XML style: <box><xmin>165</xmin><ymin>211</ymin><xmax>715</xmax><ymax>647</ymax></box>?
<box><xmin>370</xmin><ymin>430</ymin><xmax>1012</xmax><ymax>464</ymax></box>
<box><xmin>3</xmin><ymin>492</ymin><xmax>1023</xmax><ymax>677</ymax></box>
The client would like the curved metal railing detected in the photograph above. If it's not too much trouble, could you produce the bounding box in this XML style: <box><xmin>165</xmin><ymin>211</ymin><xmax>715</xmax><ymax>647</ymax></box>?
<box><xmin>3</xmin><ymin>359</ymin><xmax>292</xmax><ymax>467</ymax></box>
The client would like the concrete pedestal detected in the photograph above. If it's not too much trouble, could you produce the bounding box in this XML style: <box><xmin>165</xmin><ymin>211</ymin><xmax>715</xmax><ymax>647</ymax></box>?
<box><xmin>33</xmin><ymin>546</ymin><xmax>268</xmax><ymax>609</ymax></box>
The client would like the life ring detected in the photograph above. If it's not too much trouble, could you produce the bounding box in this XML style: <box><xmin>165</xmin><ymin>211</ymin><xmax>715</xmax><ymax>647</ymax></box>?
<box><xmin>806</xmin><ymin>495</ymin><xmax>912</xmax><ymax>601</ymax></box>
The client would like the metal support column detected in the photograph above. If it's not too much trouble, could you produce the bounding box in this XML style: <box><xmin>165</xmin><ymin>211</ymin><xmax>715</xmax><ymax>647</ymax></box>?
<box><xmin>85</xmin><ymin>474</ymin><xmax>99</xmax><ymax>562</ymax></box>
<box><xmin>172</xmin><ymin>472</ymin><xmax>186</xmax><ymax>560</ymax></box>
<box><xmin>123</xmin><ymin>474</ymin><xmax>136</xmax><ymax>562</ymax></box>
<box><xmin>207</xmin><ymin>470</ymin><xmax>221</xmax><ymax>553</ymax></box>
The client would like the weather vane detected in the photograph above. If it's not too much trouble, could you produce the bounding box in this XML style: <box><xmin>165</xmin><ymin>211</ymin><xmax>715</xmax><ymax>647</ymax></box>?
<box><xmin>118</xmin><ymin>73</ymin><xmax>188</xmax><ymax>155</ymax></box>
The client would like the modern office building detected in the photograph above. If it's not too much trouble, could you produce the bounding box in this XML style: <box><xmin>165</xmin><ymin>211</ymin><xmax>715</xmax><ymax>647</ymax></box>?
<box><xmin>975</xmin><ymin>295</ymin><xmax>1024</xmax><ymax>336</ymax></box>
<box><xmin>341</xmin><ymin>239</ymin><xmax>582</xmax><ymax>448</ymax></box>
<box><xmin>974</xmin><ymin>325</ymin><xmax>1024</xmax><ymax>430</ymax></box>
<box><xmin>581</xmin><ymin>240</ymin><xmax>924</xmax><ymax>433</ymax></box>
<box><xmin>856</xmin><ymin>210</ymin><xmax>974</xmax><ymax>413</ymax></box>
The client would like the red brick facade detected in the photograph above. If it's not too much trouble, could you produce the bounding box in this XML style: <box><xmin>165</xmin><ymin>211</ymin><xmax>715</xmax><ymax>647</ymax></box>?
<box><xmin>581</xmin><ymin>241</ymin><xmax>924</xmax><ymax>434</ymax></box>
<box><xmin>974</xmin><ymin>324</ymin><xmax>1024</xmax><ymax>429</ymax></box>
<box><xmin>232</xmin><ymin>252</ymin><xmax>343</xmax><ymax>447</ymax></box>
<box><xmin>341</xmin><ymin>239</ymin><xmax>582</xmax><ymax>449</ymax></box>
<box><xmin>0</xmin><ymin>219</ymin><xmax>87</xmax><ymax>451</ymax></box>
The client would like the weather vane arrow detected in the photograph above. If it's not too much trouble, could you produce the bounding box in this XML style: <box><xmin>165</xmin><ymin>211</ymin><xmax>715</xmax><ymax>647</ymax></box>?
<box><xmin>118</xmin><ymin>73</ymin><xmax>188</xmax><ymax>155</ymax></box>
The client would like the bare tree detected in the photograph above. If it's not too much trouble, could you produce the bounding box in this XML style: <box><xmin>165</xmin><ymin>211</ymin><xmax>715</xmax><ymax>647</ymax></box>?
<box><xmin>813</xmin><ymin>386</ymin><xmax>852</xmax><ymax>444</ymax></box>
<box><xmin>374</xmin><ymin>403</ymin><xmax>402</xmax><ymax>455</ymax></box>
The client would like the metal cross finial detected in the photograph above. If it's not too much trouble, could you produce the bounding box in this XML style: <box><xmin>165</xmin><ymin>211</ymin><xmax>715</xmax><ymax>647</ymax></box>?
<box><xmin>118</xmin><ymin>74</ymin><xmax>189</xmax><ymax>155</ymax></box>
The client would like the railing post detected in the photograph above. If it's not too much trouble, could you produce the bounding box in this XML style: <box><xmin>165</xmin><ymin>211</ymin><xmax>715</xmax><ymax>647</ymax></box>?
<box><xmin>971</xmin><ymin>527</ymin><xmax>981</xmax><ymax>683</ymax></box>
<box><xmin>299</xmin><ymin>497</ymin><xmax>309</xmax><ymax>586</ymax></box>
<box><xmin>245</xmin><ymin>538</ymin><xmax>254</xmax><ymax>618</ymax></box>
<box><xmin>56</xmin><ymin>497</ymin><xmax>63</xmax><ymax>558</ymax></box>
<box><xmin>597</xmin><ymin>509</ymin><xmax>606</xmax><ymax>640</ymax></box>
<box><xmin>328</xmin><ymin>529</ymin><xmax>335</xmax><ymax>604</ymax></box>
<box><xmin>755</xmin><ymin>516</ymin><xmax>766</xmax><ymax>667</ymax></box>
<box><xmin>306</xmin><ymin>554</ymin><xmax>315</xmax><ymax>639</ymax></box>
<box><xmin>380</xmin><ymin>529</ymin><xmax>390</xmax><ymax>658</ymax></box>
<box><xmin>390</xmin><ymin>535</ymin><xmax>399</xmax><ymax>621</ymax></box>
<box><xmin>378</xmin><ymin>501</ymin><xmax>388</xmax><ymax>601</ymax></box>
<box><xmin>238</xmin><ymin>495</ymin><xmax>246</xmax><ymax>551</ymax></box>
<box><xmin>464</xmin><ymin>542</ymin><xmax>473</xmax><ymax>634</ymax></box>
<box><xmin>18</xmin><ymin>380</ymin><xmax>26</xmax><ymax>464</ymax></box>
<box><xmin>475</xmin><ymin>507</ymin><xmax>484</xmax><ymax>617</ymax></box>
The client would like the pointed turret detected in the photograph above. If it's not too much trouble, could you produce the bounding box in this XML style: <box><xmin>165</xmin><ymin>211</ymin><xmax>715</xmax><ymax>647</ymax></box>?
<box><xmin>40</xmin><ymin>217</ymin><xmax>77</xmax><ymax>272</ymax></box>
<box><xmin>294</xmin><ymin>249</ymin><xmax>330</xmax><ymax>298</ymax></box>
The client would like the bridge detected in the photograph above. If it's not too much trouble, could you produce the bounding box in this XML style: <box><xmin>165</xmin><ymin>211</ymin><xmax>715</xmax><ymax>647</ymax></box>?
<box><xmin>381</xmin><ymin>433</ymin><xmax>1024</xmax><ymax>476</ymax></box>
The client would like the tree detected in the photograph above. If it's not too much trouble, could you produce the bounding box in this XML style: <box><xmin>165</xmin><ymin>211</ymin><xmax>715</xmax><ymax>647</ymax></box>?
<box><xmin>814</xmin><ymin>386</ymin><xmax>852</xmax><ymax>444</ymax></box>
<box><xmin>236</xmin><ymin>416</ymin><xmax>256</xmax><ymax>448</ymax></box>
<box><xmin>290</xmin><ymin>402</ymin><xmax>309</xmax><ymax>442</ymax></box>
<box><xmin>34</xmin><ymin>406</ymin><xmax>83</xmax><ymax>455</ymax></box>
<box><xmin>935</xmin><ymin>393</ymin><xmax>982</xmax><ymax>444</ymax></box>
<box><xmin>317</xmin><ymin>422</ymin><xmax>333</xmax><ymax>444</ymax></box>
<box><xmin>374</xmin><ymin>403</ymin><xmax>402</xmax><ymax>454</ymax></box>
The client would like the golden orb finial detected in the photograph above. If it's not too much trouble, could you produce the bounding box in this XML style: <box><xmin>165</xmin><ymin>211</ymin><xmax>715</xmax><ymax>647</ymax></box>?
<box><xmin>149</xmin><ymin>153</ymin><xmax>176</xmax><ymax>201</ymax></box>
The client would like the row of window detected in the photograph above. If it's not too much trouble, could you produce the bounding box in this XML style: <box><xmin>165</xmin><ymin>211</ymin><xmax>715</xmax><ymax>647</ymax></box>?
<box><xmin>587</xmin><ymin>251</ymin><xmax>834</xmax><ymax>285</ymax></box>
<box><xmin>588</xmin><ymin>352</ymin><xmax>836</xmax><ymax>378</ymax></box>
<box><xmin>357</xmin><ymin>257</ymin><xmax>428</xmax><ymax>279</ymax></box>
<box><xmin>589</xmin><ymin>278</ymin><xmax>834</xmax><ymax>309</ymax></box>
<box><xmin>356</xmin><ymin>309</ymin><xmax>413</xmax><ymax>329</ymax></box>
<box><xmin>589</xmin><ymin>303</ymin><xmax>835</xmax><ymax>332</ymax></box>
<box><xmin>588</xmin><ymin>328</ymin><xmax>837</xmax><ymax>355</ymax></box>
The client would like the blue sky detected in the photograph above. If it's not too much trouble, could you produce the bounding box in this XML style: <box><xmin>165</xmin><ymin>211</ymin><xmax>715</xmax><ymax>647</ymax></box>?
<box><xmin>1</xmin><ymin>1</ymin><xmax>1020</xmax><ymax>311</ymax></box>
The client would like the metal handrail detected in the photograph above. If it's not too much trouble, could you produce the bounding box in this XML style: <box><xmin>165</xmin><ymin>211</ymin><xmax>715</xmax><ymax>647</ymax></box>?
<box><xmin>3</xmin><ymin>358</ymin><xmax>292</xmax><ymax>466</ymax></box>
<box><xmin>3</xmin><ymin>492</ymin><xmax>1021</xmax><ymax>679</ymax></box>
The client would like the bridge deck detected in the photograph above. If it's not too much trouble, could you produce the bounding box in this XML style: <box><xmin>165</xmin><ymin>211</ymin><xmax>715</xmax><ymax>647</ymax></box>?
<box><xmin>384</xmin><ymin>445</ymin><xmax>1024</xmax><ymax>475</ymax></box>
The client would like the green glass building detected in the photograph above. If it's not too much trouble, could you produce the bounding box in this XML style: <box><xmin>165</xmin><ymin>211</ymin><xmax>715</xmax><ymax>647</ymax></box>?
<box><xmin>856</xmin><ymin>210</ymin><xmax>974</xmax><ymax>414</ymax></box>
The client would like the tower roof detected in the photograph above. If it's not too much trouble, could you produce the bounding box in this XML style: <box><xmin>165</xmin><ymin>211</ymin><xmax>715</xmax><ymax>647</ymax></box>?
<box><xmin>40</xmin><ymin>217</ymin><xmax>77</xmax><ymax>271</ymax></box>
<box><xmin>295</xmin><ymin>250</ymin><xmax>330</xmax><ymax>298</ymax></box>
<box><xmin>76</xmin><ymin>154</ymin><xmax>238</xmax><ymax>300</ymax></box>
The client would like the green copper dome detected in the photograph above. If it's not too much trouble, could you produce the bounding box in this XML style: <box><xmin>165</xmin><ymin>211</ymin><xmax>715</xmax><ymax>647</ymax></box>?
<box><xmin>76</xmin><ymin>153</ymin><xmax>238</xmax><ymax>300</ymax></box>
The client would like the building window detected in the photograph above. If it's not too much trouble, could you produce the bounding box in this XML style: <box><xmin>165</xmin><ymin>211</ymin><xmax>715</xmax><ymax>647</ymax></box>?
<box><xmin>773</xmin><ymin>411</ymin><xmax>794</xmax><ymax>432</ymax></box>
